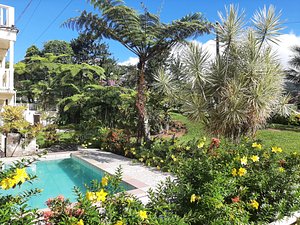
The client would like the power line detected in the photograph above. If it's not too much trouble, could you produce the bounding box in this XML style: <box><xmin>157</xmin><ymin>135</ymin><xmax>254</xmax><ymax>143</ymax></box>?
<box><xmin>33</xmin><ymin>0</ymin><xmax>74</xmax><ymax>44</ymax></box>
<box><xmin>16</xmin><ymin>0</ymin><xmax>34</xmax><ymax>24</ymax></box>
<box><xmin>18</xmin><ymin>0</ymin><xmax>42</xmax><ymax>37</ymax></box>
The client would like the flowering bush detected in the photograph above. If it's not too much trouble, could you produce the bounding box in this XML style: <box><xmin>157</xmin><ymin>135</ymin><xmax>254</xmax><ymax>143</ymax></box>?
<box><xmin>146</xmin><ymin>138</ymin><xmax>300</xmax><ymax>224</ymax></box>
<box><xmin>0</xmin><ymin>158</ymin><xmax>41</xmax><ymax>224</ymax></box>
<box><xmin>41</xmin><ymin>166</ymin><xmax>186</xmax><ymax>225</ymax></box>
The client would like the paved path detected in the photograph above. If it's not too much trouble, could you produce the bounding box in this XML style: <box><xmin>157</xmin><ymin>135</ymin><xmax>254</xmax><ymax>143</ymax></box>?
<box><xmin>73</xmin><ymin>149</ymin><xmax>172</xmax><ymax>204</ymax></box>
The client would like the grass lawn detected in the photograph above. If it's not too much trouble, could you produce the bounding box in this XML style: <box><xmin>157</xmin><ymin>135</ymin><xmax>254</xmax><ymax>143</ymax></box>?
<box><xmin>256</xmin><ymin>129</ymin><xmax>300</xmax><ymax>152</ymax></box>
<box><xmin>170</xmin><ymin>112</ymin><xmax>207</xmax><ymax>142</ymax></box>
<box><xmin>172</xmin><ymin>112</ymin><xmax>300</xmax><ymax>152</ymax></box>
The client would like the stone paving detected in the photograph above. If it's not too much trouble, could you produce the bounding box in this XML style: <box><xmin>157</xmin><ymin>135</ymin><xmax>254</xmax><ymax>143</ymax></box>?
<box><xmin>72</xmin><ymin>149</ymin><xmax>172</xmax><ymax>204</ymax></box>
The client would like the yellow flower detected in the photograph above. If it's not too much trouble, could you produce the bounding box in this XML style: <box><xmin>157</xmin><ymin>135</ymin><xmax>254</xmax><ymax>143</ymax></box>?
<box><xmin>190</xmin><ymin>194</ymin><xmax>201</xmax><ymax>203</ymax></box>
<box><xmin>186</xmin><ymin>146</ymin><xmax>191</xmax><ymax>150</ymax></box>
<box><xmin>250</xmin><ymin>155</ymin><xmax>259</xmax><ymax>162</ymax></box>
<box><xmin>238</xmin><ymin>168</ymin><xmax>247</xmax><ymax>177</ymax></box>
<box><xmin>14</xmin><ymin>168</ymin><xmax>29</xmax><ymax>184</ymax></box>
<box><xmin>197</xmin><ymin>142</ymin><xmax>205</xmax><ymax>148</ymax></box>
<box><xmin>240</xmin><ymin>156</ymin><xmax>248</xmax><ymax>165</ymax></box>
<box><xmin>76</xmin><ymin>219</ymin><xmax>84</xmax><ymax>225</ymax></box>
<box><xmin>86</xmin><ymin>191</ymin><xmax>96</xmax><ymax>202</ymax></box>
<box><xmin>96</xmin><ymin>189</ymin><xmax>108</xmax><ymax>202</ymax></box>
<box><xmin>101</xmin><ymin>176</ymin><xmax>108</xmax><ymax>186</ymax></box>
<box><xmin>156</xmin><ymin>166</ymin><xmax>160</xmax><ymax>170</ymax></box>
<box><xmin>250</xmin><ymin>200</ymin><xmax>259</xmax><ymax>210</ymax></box>
<box><xmin>171</xmin><ymin>155</ymin><xmax>177</xmax><ymax>162</ymax></box>
<box><xmin>0</xmin><ymin>177</ymin><xmax>16</xmax><ymax>190</ymax></box>
<box><xmin>114</xmin><ymin>221</ymin><xmax>124</xmax><ymax>225</ymax></box>
<box><xmin>252</xmin><ymin>142</ymin><xmax>262</xmax><ymax>150</ymax></box>
<box><xmin>278</xmin><ymin>167</ymin><xmax>285</xmax><ymax>173</ymax></box>
<box><xmin>232</xmin><ymin>168</ymin><xmax>237</xmax><ymax>177</ymax></box>
<box><xmin>139</xmin><ymin>210</ymin><xmax>148</xmax><ymax>220</ymax></box>
<box><xmin>272</xmin><ymin>146</ymin><xmax>283</xmax><ymax>153</ymax></box>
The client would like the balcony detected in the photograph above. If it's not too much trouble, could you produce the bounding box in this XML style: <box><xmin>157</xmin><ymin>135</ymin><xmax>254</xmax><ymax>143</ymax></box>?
<box><xmin>0</xmin><ymin>4</ymin><xmax>17</xmax><ymax>61</ymax></box>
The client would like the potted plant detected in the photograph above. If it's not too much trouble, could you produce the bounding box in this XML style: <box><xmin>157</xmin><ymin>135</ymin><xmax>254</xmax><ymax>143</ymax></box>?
<box><xmin>0</xmin><ymin>105</ymin><xmax>41</xmax><ymax>157</ymax></box>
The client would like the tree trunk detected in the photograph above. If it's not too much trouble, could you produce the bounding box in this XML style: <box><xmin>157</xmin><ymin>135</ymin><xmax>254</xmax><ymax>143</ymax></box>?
<box><xmin>136</xmin><ymin>59</ymin><xmax>150</xmax><ymax>145</ymax></box>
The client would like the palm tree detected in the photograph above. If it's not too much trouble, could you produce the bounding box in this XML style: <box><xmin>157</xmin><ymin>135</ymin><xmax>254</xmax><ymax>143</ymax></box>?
<box><xmin>64</xmin><ymin>0</ymin><xmax>212</xmax><ymax>144</ymax></box>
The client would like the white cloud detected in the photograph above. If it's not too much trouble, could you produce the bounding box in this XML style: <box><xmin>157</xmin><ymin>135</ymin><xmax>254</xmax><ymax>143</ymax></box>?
<box><xmin>119</xmin><ymin>57</ymin><xmax>139</xmax><ymax>66</ymax></box>
<box><xmin>271</xmin><ymin>33</ymin><xmax>300</xmax><ymax>69</ymax></box>
<box><xmin>118</xmin><ymin>33</ymin><xmax>300</xmax><ymax>69</ymax></box>
<box><xmin>185</xmin><ymin>33</ymin><xmax>300</xmax><ymax>69</ymax></box>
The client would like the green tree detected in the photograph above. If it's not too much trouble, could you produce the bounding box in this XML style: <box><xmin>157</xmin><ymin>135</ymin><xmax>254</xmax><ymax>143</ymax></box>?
<box><xmin>64</xmin><ymin>0</ymin><xmax>211</xmax><ymax>143</ymax></box>
<box><xmin>15</xmin><ymin>54</ymin><xmax>105</xmax><ymax>110</ymax></box>
<box><xmin>25</xmin><ymin>45</ymin><xmax>40</xmax><ymax>58</ymax></box>
<box><xmin>70</xmin><ymin>33</ymin><xmax>111</xmax><ymax>65</ymax></box>
<box><xmin>42</xmin><ymin>40</ymin><xmax>74</xmax><ymax>64</ymax></box>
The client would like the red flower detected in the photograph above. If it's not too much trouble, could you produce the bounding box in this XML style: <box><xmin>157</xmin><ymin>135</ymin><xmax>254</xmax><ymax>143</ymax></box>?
<box><xmin>210</xmin><ymin>138</ymin><xmax>221</xmax><ymax>149</ymax></box>
<box><xmin>231</xmin><ymin>196</ymin><xmax>240</xmax><ymax>203</ymax></box>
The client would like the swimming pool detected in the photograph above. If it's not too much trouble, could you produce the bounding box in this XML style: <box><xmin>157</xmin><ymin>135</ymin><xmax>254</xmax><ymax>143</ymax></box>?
<box><xmin>0</xmin><ymin>157</ymin><xmax>135</xmax><ymax>209</ymax></box>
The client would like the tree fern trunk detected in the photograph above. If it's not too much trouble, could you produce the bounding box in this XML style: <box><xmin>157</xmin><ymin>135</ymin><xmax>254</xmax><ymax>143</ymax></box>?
<box><xmin>136</xmin><ymin>60</ymin><xmax>150</xmax><ymax>145</ymax></box>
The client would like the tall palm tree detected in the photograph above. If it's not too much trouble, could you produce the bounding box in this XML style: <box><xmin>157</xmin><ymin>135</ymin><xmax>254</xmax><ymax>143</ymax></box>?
<box><xmin>64</xmin><ymin>0</ymin><xmax>212</xmax><ymax>144</ymax></box>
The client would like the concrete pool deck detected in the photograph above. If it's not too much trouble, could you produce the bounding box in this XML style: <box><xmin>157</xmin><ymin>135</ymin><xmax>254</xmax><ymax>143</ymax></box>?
<box><xmin>72</xmin><ymin>149</ymin><xmax>172</xmax><ymax>204</ymax></box>
<box><xmin>0</xmin><ymin>149</ymin><xmax>172</xmax><ymax>204</ymax></box>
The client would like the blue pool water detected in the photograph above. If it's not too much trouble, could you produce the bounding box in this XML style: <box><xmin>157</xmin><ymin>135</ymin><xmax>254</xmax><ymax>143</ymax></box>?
<box><xmin>0</xmin><ymin>157</ymin><xmax>135</xmax><ymax>209</ymax></box>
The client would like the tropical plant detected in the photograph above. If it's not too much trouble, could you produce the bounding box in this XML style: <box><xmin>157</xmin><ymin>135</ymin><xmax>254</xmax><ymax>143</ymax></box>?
<box><xmin>156</xmin><ymin>5</ymin><xmax>285</xmax><ymax>140</ymax></box>
<box><xmin>64</xmin><ymin>0</ymin><xmax>212</xmax><ymax>144</ymax></box>
<box><xmin>0</xmin><ymin>105</ymin><xmax>40</xmax><ymax>140</ymax></box>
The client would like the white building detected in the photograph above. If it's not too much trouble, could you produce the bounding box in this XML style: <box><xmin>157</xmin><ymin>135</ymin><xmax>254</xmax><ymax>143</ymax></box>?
<box><xmin>0</xmin><ymin>4</ymin><xmax>17</xmax><ymax>107</ymax></box>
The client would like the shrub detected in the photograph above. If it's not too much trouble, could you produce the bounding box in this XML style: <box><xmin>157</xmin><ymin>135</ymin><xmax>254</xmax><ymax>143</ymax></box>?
<box><xmin>146</xmin><ymin>138</ymin><xmax>300</xmax><ymax>224</ymax></box>
<box><xmin>0</xmin><ymin>157</ymin><xmax>42</xmax><ymax>224</ymax></box>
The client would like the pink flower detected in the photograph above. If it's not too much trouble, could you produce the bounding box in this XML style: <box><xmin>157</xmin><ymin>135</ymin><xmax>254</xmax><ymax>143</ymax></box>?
<box><xmin>43</xmin><ymin>210</ymin><xmax>53</xmax><ymax>220</ymax></box>
<box><xmin>75</xmin><ymin>208</ymin><xmax>84</xmax><ymax>216</ymax></box>
<box><xmin>57</xmin><ymin>195</ymin><xmax>64</xmax><ymax>201</ymax></box>
<box><xmin>46</xmin><ymin>198</ymin><xmax>53</xmax><ymax>207</ymax></box>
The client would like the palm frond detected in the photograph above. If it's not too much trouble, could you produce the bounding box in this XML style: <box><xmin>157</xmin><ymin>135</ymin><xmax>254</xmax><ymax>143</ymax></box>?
<box><xmin>252</xmin><ymin>5</ymin><xmax>284</xmax><ymax>48</ymax></box>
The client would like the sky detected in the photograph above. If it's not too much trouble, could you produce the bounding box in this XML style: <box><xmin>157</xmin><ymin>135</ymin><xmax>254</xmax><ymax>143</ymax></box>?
<box><xmin>2</xmin><ymin>0</ymin><xmax>300</xmax><ymax>67</ymax></box>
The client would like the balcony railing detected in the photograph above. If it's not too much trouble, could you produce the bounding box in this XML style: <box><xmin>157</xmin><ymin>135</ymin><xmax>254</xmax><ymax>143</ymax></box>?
<box><xmin>0</xmin><ymin>4</ymin><xmax>14</xmax><ymax>27</ymax></box>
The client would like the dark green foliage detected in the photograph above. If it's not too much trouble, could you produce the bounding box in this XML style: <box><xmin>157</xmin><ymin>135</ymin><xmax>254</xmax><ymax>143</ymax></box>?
<box><xmin>70</xmin><ymin>33</ymin><xmax>111</xmax><ymax>65</ymax></box>
<box><xmin>61</xmin><ymin>85</ymin><xmax>137</xmax><ymax>145</ymax></box>
<box><xmin>42</xmin><ymin>40</ymin><xmax>74</xmax><ymax>56</ymax></box>
<box><xmin>25</xmin><ymin>45</ymin><xmax>40</xmax><ymax>58</ymax></box>
<box><xmin>64</xmin><ymin>0</ymin><xmax>212</xmax><ymax>143</ymax></box>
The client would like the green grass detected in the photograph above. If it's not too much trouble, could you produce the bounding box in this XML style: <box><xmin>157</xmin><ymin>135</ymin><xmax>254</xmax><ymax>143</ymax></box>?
<box><xmin>171</xmin><ymin>112</ymin><xmax>300</xmax><ymax>152</ymax></box>
<box><xmin>170</xmin><ymin>112</ymin><xmax>206</xmax><ymax>142</ymax></box>
<box><xmin>256</xmin><ymin>129</ymin><xmax>300</xmax><ymax>152</ymax></box>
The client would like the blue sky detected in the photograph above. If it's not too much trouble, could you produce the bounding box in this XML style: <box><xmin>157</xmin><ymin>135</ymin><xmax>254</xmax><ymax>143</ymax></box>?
<box><xmin>2</xmin><ymin>0</ymin><xmax>300</xmax><ymax>64</ymax></box>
